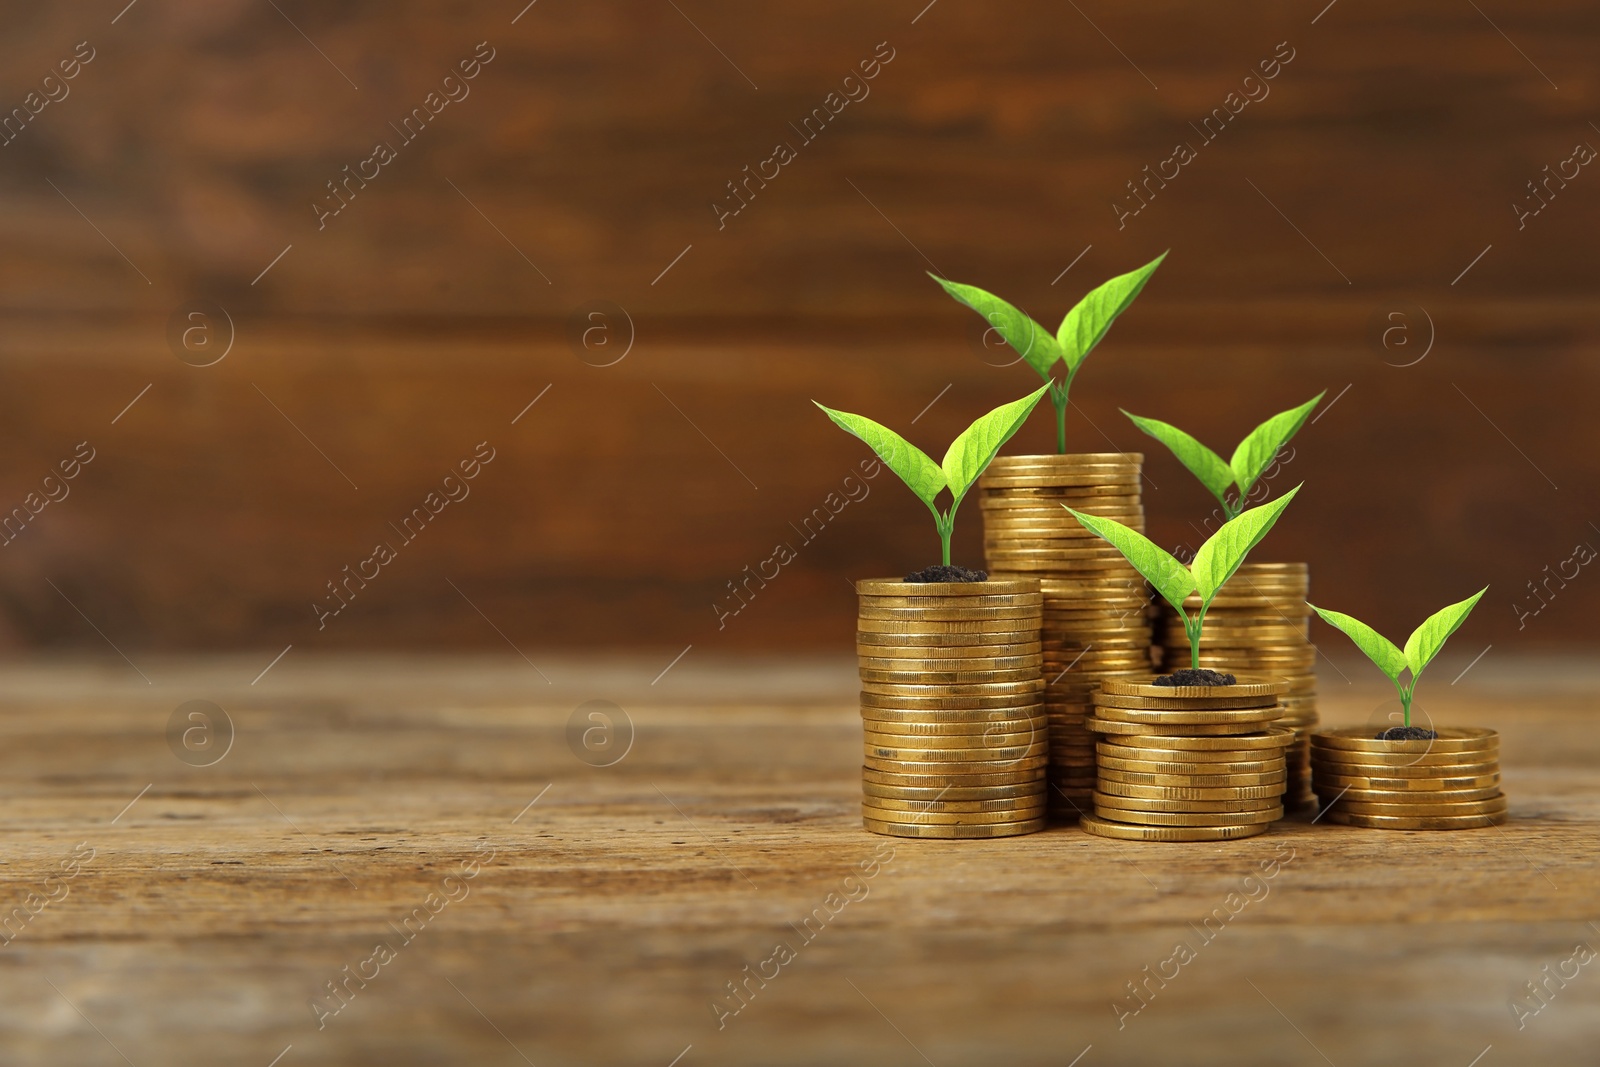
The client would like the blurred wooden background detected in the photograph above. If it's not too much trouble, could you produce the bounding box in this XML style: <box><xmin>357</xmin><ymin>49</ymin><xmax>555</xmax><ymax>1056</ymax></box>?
<box><xmin>0</xmin><ymin>0</ymin><xmax>1595</xmax><ymax>655</ymax></box>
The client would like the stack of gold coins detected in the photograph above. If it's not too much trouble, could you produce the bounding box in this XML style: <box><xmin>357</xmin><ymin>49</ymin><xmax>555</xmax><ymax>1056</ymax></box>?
<box><xmin>1310</xmin><ymin>727</ymin><xmax>1506</xmax><ymax>829</ymax></box>
<box><xmin>856</xmin><ymin>577</ymin><xmax>1047</xmax><ymax>838</ymax></box>
<box><xmin>1081</xmin><ymin>679</ymin><xmax>1293</xmax><ymax>841</ymax></box>
<box><xmin>1159</xmin><ymin>562</ymin><xmax>1318</xmax><ymax>808</ymax></box>
<box><xmin>978</xmin><ymin>454</ymin><xmax>1154</xmax><ymax>822</ymax></box>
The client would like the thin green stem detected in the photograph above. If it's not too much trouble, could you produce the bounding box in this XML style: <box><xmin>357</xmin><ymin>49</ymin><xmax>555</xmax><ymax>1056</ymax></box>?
<box><xmin>1188</xmin><ymin>602</ymin><xmax>1212</xmax><ymax>670</ymax></box>
<box><xmin>1055</xmin><ymin>397</ymin><xmax>1067</xmax><ymax>454</ymax></box>
<box><xmin>1390</xmin><ymin>676</ymin><xmax>1413</xmax><ymax>729</ymax></box>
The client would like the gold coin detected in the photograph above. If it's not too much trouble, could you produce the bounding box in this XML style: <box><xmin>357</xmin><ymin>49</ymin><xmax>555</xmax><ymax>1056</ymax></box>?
<box><xmin>1327</xmin><ymin>794</ymin><xmax>1507</xmax><ymax>817</ymax></box>
<box><xmin>859</xmin><ymin>600</ymin><xmax>1045</xmax><ymax>618</ymax></box>
<box><xmin>1091</xmin><ymin>791</ymin><xmax>1284</xmax><ymax>814</ymax></box>
<box><xmin>1303</xmin><ymin>748</ymin><xmax>1498</xmax><ymax>769</ymax></box>
<box><xmin>862</xmin><ymin>783</ymin><xmax>1045</xmax><ymax>802</ymax></box>
<box><xmin>981</xmin><ymin>462</ymin><xmax>1142</xmax><ymax>476</ymax></box>
<box><xmin>1310</xmin><ymin>726</ymin><xmax>1499</xmax><ymax>754</ymax></box>
<box><xmin>859</xmin><ymin>651</ymin><xmax>1043</xmax><ymax>668</ymax></box>
<box><xmin>1089</xmin><ymin>693</ymin><xmax>1277</xmax><ymax>712</ymax></box>
<box><xmin>987</xmin><ymin>451</ymin><xmax>1143</xmax><ymax>466</ymax></box>
<box><xmin>857</xmin><ymin>635</ymin><xmax>1041</xmax><ymax>654</ymax></box>
<box><xmin>860</xmin><ymin>694</ymin><xmax>1044</xmax><ymax>714</ymax></box>
<box><xmin>1049</xmin><ymin>662</ymin><xmax>1154</xmax><ymax>676</ymax></box>
<box><xmin>863</xmin><ymin>816</ymin><xmax>1046</xmax><ymax>838</ymax></box>
<box><xmin>1100</xmin><ymin>678</ymin><xmax>1286</xmax><ymax>699</ymax></box>
<box><xmin>1098</xmin><ymin>780</ymin><xmax>1286</xmax><ymax>801</ymax></box>
<box><xmin>1319</xmin><ymin>810</ymin><xmax>1507</xmax><ymax>830</ymax></box>
<box><xmin>1090</xmin><ymin>705</ymin><xmax>1282</xmax><ymax>726</ymax></box>
<box><xmin>984</xmin><ymin>559</ymin><xmax>1139</xmax><ymax>573</ymax></box>
<box><xmin>984</xmin><ymin>504</ymin><xmax>1143</xmax><ymax>518</ymax></box>
<box><xmin>984</xmin><ymin>542</ymin><xmax>1145</xmax><ymax>558</ymax></box>
<box><xmin>1309</xmin><ymin>757</ymin><xmax>1499</xmax><ymax>778</ymax></box>
<box><xmin>1095</xmin><ymin>753</ymin><xmax>1284</xmax><ymax>775</ymax></box>
<box><xmin>1043</xmin><ymin>632</ymin><xmax>1152</xmax><ymax>646</ymax></box>
<box><xmin>1312</xmin><ymin>772</ymin><xmax>1501</xmax><ymax>791</ymax></box>
<box><xmin>863</xmin><ymin>730</ymin><xmax>1041</xmax><ymax>751</ymax></box>
<box><xmin>983</xmin><ymin>511</ymin><xmax>1144</xmax><ymax>526</ymax></box>
<box><xmin>1078</xmin><ymin>813</ymin><xmax>1269</xmax><ymax>841</ymax></box>
<box><xmin>861</xmin><ymin>698</ymin><xmax>1044</xmax><ymax>717</ymax></box>
<box><xmin>1098</xmin><ymin>767</ymin><xmax>1286</xmax><ymax>787</ymax></box>
<box><xmin>855</xmin><ymin>577</ymin><xmax>1040</xmax><ymax>597</ymax></box>
<box><xmin>859</xmin><ymin>667</ymin><xmax>1041</xmax><ymax>686</ymax></box>
<box><xmin>1042</xmin><ymin>605</ymin><xmax>1152</xmax><ymax>618</ymax></box>
<box><xmin>857</xmin><ymin>606</ymin><xmax>1044</xmax><ymax>623</ymax></box>
<box><xmin>1093</xmin><ymin>804</ymin><xmax>1284</xmax><ymax>827</ymax></box>
<box><xmin>860</xmin><ymin>679</ymin><xmax>1044</xmax><ymax>698</ymax></box>
<box><xmin>1094</xmin><ymin>727</ymin><xmax>1296</xmax><ymax>752</ymax></box>
<box><xmin>1036</xmin><ymin>582</ymin><xmax>1149</xmax><ymax>597</ymax></box>
<box><xmin>864</xmin><ymin>758</ymin><xmax>1049</xmax><ymax>783</ymax></box>
<box><xmin>860</xmin><ymin>704</ymin><xmax>1044</xmax><ymax>724</ymax></box>
<box><xmin>1086</xmin><ymin>718</ymin><xmax>1264</xmax><ymax>737</ymax></box>
<box><xmin>862</xmin><ymin>802</ymin><xmax>1045</xmax><ymax>825</ymax></box>
<box><xmin>855</xmin><ymin>617</ymin><xmax>1043</xmax><ymax>636</ymax></box>
<box><xmin>982</xmin><ymin>512</ymin><xmax>1132</xmax><ymax>526</ymax></box>
<box><xmin>1181</xmin><ymin>614</ymin><xmax>1308</xmax><ymax>628</ymax></box>
<box><xmin>1176</xmin><ymin>619</ymin><xmax>1308</xmax><ymax>632</ymax></box>
<box><xmin>862</xmin><ymin>793</ymin><xmax>1045</xmax><ymax>813</ymax></box>
<box><xmin>865</xmin><ymin>739</ymin><xmax>1048</xmax><ymax>762</ymax></box>
<box><xmin>981</xmin><ymin>465</ymin><xmax>1141</xmax><ymax>478</ymax></box>
<box><xmin>860</xmin><ymin>714</ymin><xmax>1042</xmax><ymax>734</ymax></box>
<box><xmin>979</xmin><ymin>499</ymin><xmax>1145</xmax><ymax>511</ymax></box>
<box><xmin>1314</xmin><ymin>784</ymin><xmax>1503</xmax><ymax>804</ymax></box>
<box><xmin>1095</xmin><ymin>741</ymin><xmax>1291</xmax><ymax>764</ymax></box>
<box><xmin>860</xmin><ymin>587</ymin><xmax>1042</xmax><ymax>603</ymax></box>
<box><xmin>982</xmin><ymin>488</ymin><xmax>1144</xmax><ymax>502</ymax></box>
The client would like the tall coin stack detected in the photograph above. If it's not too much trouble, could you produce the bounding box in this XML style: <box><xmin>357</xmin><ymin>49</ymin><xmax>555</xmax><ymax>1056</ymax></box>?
<box><xmin>978</xmin><ymin>454</ymin><xmax>1154</xmax><ymax>822</ymax></box>
<box><xmin>1081</xmin><ymin>679</ymin><xmax>1293</xmax><ymax>841</ymax></box>
<box><xmin>1158</xmin><ymin>562</ymin><xmax>1318</xmax><ymax>808</ymax></box>
<box><xmin>1310</xmin><ymin>727</ymin><xmax>1507</xmax><ymax>829</ymax></box>
<box><xmin>856</xmin><ymin>577</ymin><xmax>1048</xmax><ymax>839</ymax></box>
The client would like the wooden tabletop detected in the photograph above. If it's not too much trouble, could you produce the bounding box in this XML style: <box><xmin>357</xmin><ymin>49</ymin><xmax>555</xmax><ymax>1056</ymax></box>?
<box><xmin>1</xmin><ymin>653</ymin><xmax>1595</xmax><ymax>1065</ymax></box>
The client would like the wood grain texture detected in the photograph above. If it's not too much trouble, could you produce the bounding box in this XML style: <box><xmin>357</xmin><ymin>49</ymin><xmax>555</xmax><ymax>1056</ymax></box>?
<box><xmin>0</xmin><ymin>654</ymin><xmax>1596</xmax><ymax>1063</ymax></box>
<box><xmin>0</xmin><ymin>0</ymin><xmax>1597</xmax><ymax>650</ymax></box>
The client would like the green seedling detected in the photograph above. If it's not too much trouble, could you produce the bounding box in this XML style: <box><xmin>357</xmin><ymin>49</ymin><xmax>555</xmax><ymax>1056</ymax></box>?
<box><xmin>931</xmin><ymin>253</ymin><xmax>1167</xmax><ymax>454</ymax></box>
<box><xmin>1066</xmin><ymin>486</ymin><xmax>1301</xmax><ymax>670</ymax></box>
<box><xmin>1306</xmin><ymin>589</ymin><xmax>1488</xmax><ymax>729</ymax></box>
<box><xmin>1123</xmin><ymin>392</ymin><xmax>1323</xmax><ymax>521</ymax></box>
<box><xmin>815</xmin><ymin>383</ymin><xmax>1050</xmax><ymax>568</ymax></box>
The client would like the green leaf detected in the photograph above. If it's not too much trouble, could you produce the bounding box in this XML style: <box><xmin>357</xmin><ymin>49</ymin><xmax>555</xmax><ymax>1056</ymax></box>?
<box><xmin>1307</xmin><ymin>603</ymin><xmax>1407</xmax><ymax>682</ymax></box>
<box><xmin>1230</xmin><ymin>392</ymin><xmax>1325</xmax><ymax>498</ymax></box>
<box><xmin>1065</xmin><ymin>507</ymin><xmax>1196</xmax><ymax>616</ymax></box>
<box><xmin>1122</xmin><ymin>410</ymin><xmax>1234</xmax><ymax>506</ymax></box>
<box><xmin>1056</xmin><ymin>251</ymin><xmax>1167</xmax><ymax>372</ymax></box>
<box><xmin>1190</xmin><ymin>485</ymin><xmax>1301</xmax><ymax>601</ymax></box>
<box><xmin>1403</xmin><ymin>587</ymin><xmax>1488</xmax><ymax>680</ymax></box>
<box><xmin>942</xmin><ymin>384</ymin><xmax>1052</xmax><ymax>501</ymax></box>
<box><xmin>929</xmin><ymin>275</ymin><xmax>1061</xmax><ymax>379</ymax></box>
<box><xmin>814</xmin><ymin>402</ymin><xmax>945</xmax><ymax>508</ymax></box>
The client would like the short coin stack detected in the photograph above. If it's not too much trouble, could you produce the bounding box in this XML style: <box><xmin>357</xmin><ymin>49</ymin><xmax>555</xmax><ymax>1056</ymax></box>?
<box><xmin>1159</xmin><ymin>562</ymin><xmax>1318</xmax><ymax>808</ymax></box>
<box><xmin>1310</xmin><ymin>727</ymin><xmax>1507</xmax><ymax>829</ymax></box>
<box><xmin>1081</xmin><ymin>679</ymin><xmax>1293</xmax><ymax>841</ymax></box>
<box><xmin>856</xmin><ymin>577</ymin><xmax>1047</xmax><ymax>838</ymax></box>
<box><xmin>978</xmin><ymin>454</ymin><xmax>1154</xmax><ymax>822</ymax></box>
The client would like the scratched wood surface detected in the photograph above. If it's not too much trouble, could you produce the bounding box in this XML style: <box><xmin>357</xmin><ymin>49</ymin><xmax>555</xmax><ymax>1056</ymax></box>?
<box><xmin>0</xmin><ymin>653</ymin><xmax>1595</xmax><ymax>1065</ymax></box>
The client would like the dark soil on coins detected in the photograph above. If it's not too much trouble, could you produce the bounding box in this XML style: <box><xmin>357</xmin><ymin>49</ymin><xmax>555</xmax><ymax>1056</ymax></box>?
<box><xmin>905</xmin><ymin>565</ymin><xmax>988</xmax><ymax>583</ymax></box>
<box><xmin>1153</xmin><ymin>667</ymin><xmax>1237</xmax><ymax>687</ymax></box>
<box><xmin>1377</xmin><ymin>726</ymin><xmax>1438</xmax><ymax>741</ymax></box>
